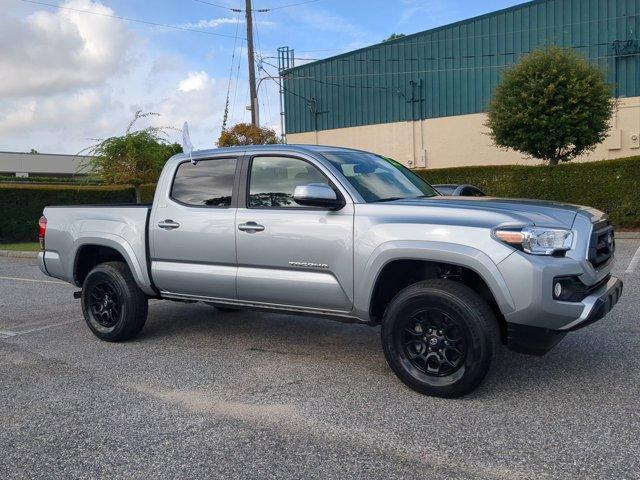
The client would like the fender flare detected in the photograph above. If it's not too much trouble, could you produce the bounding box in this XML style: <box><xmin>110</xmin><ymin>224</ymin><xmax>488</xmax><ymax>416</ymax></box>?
<box><xmin>354</xmin><ymin>240</ymin><xmax>516</xmax><ymax>320</ymax></box>
<box><xmin>72</xmin><ymin>234</ymin><xmax>155</xmax><ymax>296</ymax></box>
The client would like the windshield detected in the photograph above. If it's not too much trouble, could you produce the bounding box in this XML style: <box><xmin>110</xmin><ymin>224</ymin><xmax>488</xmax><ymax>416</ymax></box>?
<box><xmin>320</xmin><ymin>150</ymin><xmax>439</xmax><ymax>202</ymax></box>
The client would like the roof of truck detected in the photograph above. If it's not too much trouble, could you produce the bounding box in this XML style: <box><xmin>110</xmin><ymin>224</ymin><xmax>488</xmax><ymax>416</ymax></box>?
<box><xmin>171</xmin><ymin>144</ymin><xmax>364</xmax><ymax>161</ymax></box>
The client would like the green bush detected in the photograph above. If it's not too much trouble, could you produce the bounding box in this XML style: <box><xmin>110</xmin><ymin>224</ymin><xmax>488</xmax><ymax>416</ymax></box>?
<box><xmin>0</xmin><ymin>184</ymin><xmax>136</xmax><ymax>242</ymax></box>
<box><xmin>416</xmin><ymin>157</ymin><xmax>640</xmax><ymax>228</ymax></box>
<box><xmin>139</xmin><ymin>184</ymin><xmax>157</xmax><ymax>203</ymax></box>
<box><xmin>0</xmin><ymin>175</ymin><xmax>102</xmax><ymax>184</ymax></box>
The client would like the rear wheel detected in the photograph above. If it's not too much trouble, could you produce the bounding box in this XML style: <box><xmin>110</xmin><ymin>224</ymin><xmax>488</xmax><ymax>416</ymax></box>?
<box><xmin>81</xmin><ymin>261</ymin><xmax>148</xmax><ymax>341</ymax></box>
<box><xmin>381</xmin><ymin>279</ymin><xmax>499</xmax><ymax>398</ymax></box>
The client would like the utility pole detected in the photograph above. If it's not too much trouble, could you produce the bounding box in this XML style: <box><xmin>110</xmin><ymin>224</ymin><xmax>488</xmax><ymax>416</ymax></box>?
<box><xmin>245</xmin><ymin>0</ymin><xmax>259</xmax><ymax>126</ymax></box>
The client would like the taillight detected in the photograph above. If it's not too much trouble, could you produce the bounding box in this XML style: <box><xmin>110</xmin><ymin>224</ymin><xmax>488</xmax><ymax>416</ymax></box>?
<box><xmin>38</xmin><ymin>215</ymin><xmax>47</xmax><ymax>250</ymax></box>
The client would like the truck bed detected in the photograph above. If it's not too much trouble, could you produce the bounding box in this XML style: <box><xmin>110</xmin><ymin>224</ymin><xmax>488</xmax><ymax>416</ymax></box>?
<box><xmin>39</xmin><ymin>204</ymin><xmax>154</xmax><ymax>294</ymax></box>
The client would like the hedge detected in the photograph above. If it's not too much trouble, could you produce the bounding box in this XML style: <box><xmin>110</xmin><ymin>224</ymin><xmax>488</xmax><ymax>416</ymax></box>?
<box><xmin>416</xmin><ymin>156</ymin><xmax>640</xmax><ymax>228</ymax></box>
<box><xmin>1</xmin><ymin>156</ymin><xmax>638</xmax><ymax>243</ymax></box>
<box><xmin>0</xmin><ymin>175</ymin><xmax>102</xmax><ymax>184</ymax></box>
<box><xmin>0</xmin><ymin>184</ymin><xmax>137</xmax><ymax>242</ymax></box>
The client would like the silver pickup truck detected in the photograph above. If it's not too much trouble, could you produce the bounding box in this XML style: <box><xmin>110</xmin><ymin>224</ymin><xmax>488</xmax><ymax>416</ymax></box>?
<box><xmin>38</xmin><ymin>145</ymin><xmax>622</xmax><ymax>397</ymax></box>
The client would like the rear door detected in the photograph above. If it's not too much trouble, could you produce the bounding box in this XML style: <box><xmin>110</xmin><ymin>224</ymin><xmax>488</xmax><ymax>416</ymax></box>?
<box><xmin>150</xmin><ymin>155</ymin><xmax>239</xmax><ymax>299</ymax></box>
<box><xmin>235</xmin><ymin>153</ymin><xmax>354</xmax><ymax>313</ymax></box>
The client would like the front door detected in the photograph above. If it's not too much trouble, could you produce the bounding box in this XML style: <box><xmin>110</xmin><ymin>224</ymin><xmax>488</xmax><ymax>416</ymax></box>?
<box><xmin>235</xmin><ymin>154</ymin><xmax>354</xmax><ymax>313</ymax></box>
<box><xmin>150</xmin><ymin>156</ymin><xmax>239</xmax><ymax>299</ymax></box>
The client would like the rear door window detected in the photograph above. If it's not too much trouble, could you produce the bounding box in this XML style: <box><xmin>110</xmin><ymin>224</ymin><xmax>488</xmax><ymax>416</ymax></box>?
<box><xmin>171</xmin><ymin>158</ymin><xmax>237</xmax><ymax>207</ymax></box>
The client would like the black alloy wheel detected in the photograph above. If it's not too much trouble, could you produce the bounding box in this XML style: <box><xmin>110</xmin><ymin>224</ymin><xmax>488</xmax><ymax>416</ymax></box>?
<box><xmin>87</xmin><ymin>281</ymin><xmax>121</xmax><ymax>331</ymax></box>
<box><xmin>381</xmin><ymin>279</ymin><xmax>499</xmax><ymax>398</ymax></box>
<box><xmin>81</xmin><ymin>261</ymin><xmax>148</xmax><ymax>342</ymax></box>
<box><xmin>400</xmin><ymin>308</ymin><xmax>468</xmax><ymax>377</ymax></box>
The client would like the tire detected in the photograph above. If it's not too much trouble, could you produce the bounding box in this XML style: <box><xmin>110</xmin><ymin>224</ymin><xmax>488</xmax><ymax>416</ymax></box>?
<box><xmin>81</xmin><ymin>261</ymin><xmax>148</xmax><ymax>342</ymax></box>
<box><xmin>381</xmin><ymin>279</ymin><xmax>499</xmax><ymax>398</ymax></box>
<box><xmin>204</xmin><ymin>302</ymin><xmax>240</xmax><ymax>312</ymax></box>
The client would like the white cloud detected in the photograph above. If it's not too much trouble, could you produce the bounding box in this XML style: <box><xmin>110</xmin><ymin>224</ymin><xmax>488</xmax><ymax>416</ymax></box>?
<box><xmin>178</xmin><ymin>17</ymin><xmax>275</xmax><ymax>29</ymax></box>
<box><xmin>179</xmin><ymin>17</ymin><xmax>239</xmax><ymax>29</ymax></box>
<box><xmin>0</xmin><ymin>2</ymin><xmax>247</xmax><ymax>154</ymax></box>
<box><xmin>0</xmin><ymin>0</ymin><xmax>133</xmax><ymax>97</ymax></box>
<box><xmin>0</xmin><ymin>1</ymin><xmax>282</xmax><ymax>154</ymax></box>
<box><xmin>178</xmin><ymin>71</ymin><xmax>211</xmax><ymax>92</ymax></box>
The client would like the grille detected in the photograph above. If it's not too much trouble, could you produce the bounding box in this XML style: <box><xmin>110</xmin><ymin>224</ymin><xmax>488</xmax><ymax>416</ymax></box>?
<box><xmin>588</xmin><ymin>221</ymin><xmax>615</xmax><ymax>268</ymax></box>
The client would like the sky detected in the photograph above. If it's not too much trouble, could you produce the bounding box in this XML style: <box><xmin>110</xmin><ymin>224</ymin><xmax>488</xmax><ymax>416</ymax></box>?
<box><xmin>1</xmin><ymin>0</ymin><xmax>526</xmax><ymax>154</ymax></box>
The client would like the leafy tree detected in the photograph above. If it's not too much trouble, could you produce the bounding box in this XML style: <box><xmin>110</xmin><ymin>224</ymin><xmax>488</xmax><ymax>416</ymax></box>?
<box><xmin>383</xmin><ymin>33</ymin><xmax>405</xmax><ymax>42</ymax></box>
<box><xmin>84</xmin><ymin>111</ymin><xmax>181</xmax><ymax>202</ymax></box>
<box><xmin>486</xmin><ymin>46</ymin><xmax>614</xmax><ymax>165</ymax></box>
<box><xmin>217</xmin><ymin>123</ymin><xmax>280</xmax><ymax>147</ymax></box>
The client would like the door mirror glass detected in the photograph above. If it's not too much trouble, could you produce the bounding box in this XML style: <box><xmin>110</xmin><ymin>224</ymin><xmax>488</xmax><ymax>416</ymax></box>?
<box><xmin>293</xmin><ymin>183</ymin><xmax>343</xmax><ymax>209</ymax></box>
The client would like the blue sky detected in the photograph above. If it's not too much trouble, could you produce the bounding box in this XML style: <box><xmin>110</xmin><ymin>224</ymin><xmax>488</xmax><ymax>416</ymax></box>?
<box><xmin>1</xmin><ymin>0</ymin><xmax>525</xmax><ymax>153</ymax></box>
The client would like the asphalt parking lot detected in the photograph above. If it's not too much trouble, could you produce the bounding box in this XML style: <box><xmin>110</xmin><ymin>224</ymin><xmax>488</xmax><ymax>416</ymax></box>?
<box><xmin>1</xmin><ymin>241</ymin><xmax>639</xmax><ymax>480</ymax></box>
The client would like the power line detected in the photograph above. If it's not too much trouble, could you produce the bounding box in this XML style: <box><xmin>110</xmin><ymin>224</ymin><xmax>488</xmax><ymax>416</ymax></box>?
<box><xmin>192</xmin><ymin>0</ymin><xmax>240</xmax><ymax>11</ymax></box>
<box><xmin>222</xmin><ymin>11</ymin><xmax>243</xmax><ymax>132</ymax></box>
<box><xmin>194</xmin><ymin>0</ymin><xmax>320</xmax><ymax>13</ymax></box>
<box><xmin>232</xmin><ymin>39</ymin><xmax>245</xmax><ymax>123</ymax></box>
<box><xmin>253</xmin><ymin>11</ymin><xmax>273</xmax><ymax>126</ymax></box>
<box><xmin>255</xmin><ymin>0</ymin><xmax>321</xmax><ymax>12</ymax></box>
<box><xmin>20</xmin><ymin>0</ymin><xmax>243</xmax><ymax>39</ymax></box>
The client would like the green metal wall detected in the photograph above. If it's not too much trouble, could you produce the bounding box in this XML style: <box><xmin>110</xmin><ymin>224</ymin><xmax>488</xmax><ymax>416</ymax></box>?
<box><xmin>283</xmin><ymin>0</ymin><xmax>640</xmax><ymax>134</ymax></box>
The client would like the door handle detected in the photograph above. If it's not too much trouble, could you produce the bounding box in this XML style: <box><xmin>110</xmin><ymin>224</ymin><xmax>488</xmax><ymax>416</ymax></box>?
<box><xmin>238</xmin><ymin>221</ymin><xmax>265</xmax><ymax>233</ymax></box>
<box><xmin>158</xmin><ymin>219</ymin><xmax>180</xmax><ymax>230</ymax></box>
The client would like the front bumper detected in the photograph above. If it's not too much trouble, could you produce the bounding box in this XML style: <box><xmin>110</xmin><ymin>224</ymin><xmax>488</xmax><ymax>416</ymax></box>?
<box><xmin>560</xmin><ymin>276</ymin><xmax>623</xmax><ymax>331</ymax></box>
<box><xmin>506</xmin><ymin>276</ymin><xmax>623</xmax><ymax>355</ymax></box>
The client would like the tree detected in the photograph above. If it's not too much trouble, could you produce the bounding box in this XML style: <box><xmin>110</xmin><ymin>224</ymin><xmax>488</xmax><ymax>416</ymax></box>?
<box><xmin>84</xmin><ymin>111</ymin><xmax>181</xmax><ymax>203</ymax></box>
<box><xmin>383</xmin><ymin>33</ymin><xmax>405</xmax><ymax>42</ymax></box>
<box><xmin>217</xmin><ymin>123</ymin><xmax>280</xmax><ymax>147</ymax></box>
<box><xmin>486</xmin><ymin>46</ymin><xmax>614</xmax><ymax>165</ymax></box>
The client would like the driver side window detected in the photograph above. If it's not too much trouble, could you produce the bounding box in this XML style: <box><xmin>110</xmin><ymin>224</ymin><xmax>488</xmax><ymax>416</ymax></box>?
<box><xmin>248</xmin><ymin>156</ymin><xmax>329</xmax><ymax>208</ymax></box>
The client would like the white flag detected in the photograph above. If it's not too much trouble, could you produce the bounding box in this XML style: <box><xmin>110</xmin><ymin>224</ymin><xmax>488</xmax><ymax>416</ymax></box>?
<box><xmin>182</xmin><ymin>121</ymin><xmax>196</xmax><ymax>164</ymax></box>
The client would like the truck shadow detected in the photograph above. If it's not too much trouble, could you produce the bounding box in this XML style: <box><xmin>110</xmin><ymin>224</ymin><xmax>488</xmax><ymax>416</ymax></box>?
<box><xmin>139</xmin><ymin>301</ymin><xmax>634</xmax><ymax>401</ymax></box>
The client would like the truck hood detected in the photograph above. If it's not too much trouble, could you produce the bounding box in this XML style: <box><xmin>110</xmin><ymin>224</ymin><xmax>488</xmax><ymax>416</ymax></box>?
<box><xmin>386</xmin><ymin>196</ymin><xmax>603</xmax><ymax>228</ymax></box>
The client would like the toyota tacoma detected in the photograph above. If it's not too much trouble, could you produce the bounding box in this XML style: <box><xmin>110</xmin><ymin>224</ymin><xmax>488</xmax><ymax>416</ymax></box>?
<box><xmin>37</xmin><ymin>145</ymin><xmax>622</xmax><ymax>397</ymax></box>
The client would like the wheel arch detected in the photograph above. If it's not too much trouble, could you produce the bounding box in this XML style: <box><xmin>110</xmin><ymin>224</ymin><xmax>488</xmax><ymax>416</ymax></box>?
<box><xmin>72</xmin><ymin>235</ymin><xmax>154</xmax><ymax>295</ymax></box>
<box><xmin>356</xmin><ymin>241</ymin><xmax>516</xmax><ymax>324</ymax></box>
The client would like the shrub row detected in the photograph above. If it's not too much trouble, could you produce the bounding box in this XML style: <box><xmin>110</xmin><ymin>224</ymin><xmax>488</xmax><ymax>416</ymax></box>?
<box><xmin>416</xmin><ymin>157</ymin><xmax>640</xmax><ymax>228</ymax></box>
<box><xmin>1</xmin><ymin>156</ymin><xmax>638</xmax><ymax>243</ymax></box>
<box><xmin>0</xmin><ymin>184</ymin><xmax>137</xmax><ymax>242</ymax></box>
<box><xmin>0</xmin><ymin>175</ymin><xmax>101</xmax><ymax>184</ymax></box>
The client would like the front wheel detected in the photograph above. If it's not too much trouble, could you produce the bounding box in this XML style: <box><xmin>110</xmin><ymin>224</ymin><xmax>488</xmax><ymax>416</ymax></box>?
<box><xmin>81</xmin><ymin>261</ymin><xmax>148</xmax><ymax>341</ymax></box>
<box><xmin>381</xmin><ymin>279</ymin><xmax>499</xmax><ymax>398</ymax></box>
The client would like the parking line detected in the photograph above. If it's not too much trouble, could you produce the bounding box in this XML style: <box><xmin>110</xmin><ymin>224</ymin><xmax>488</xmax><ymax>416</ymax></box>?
<box><xmin>626</xmin><ymin>244</ymin><xmax>640</xmax><ymax>273</ymax></box>
<box><xmin>0</xmin><ymin>275</ymin><xmax>67</xmax><ymax>285</ymax></box>
<box><xmin>0</xmin><ymin>320</ymin><xmax>78</xmax><ymax>338</ymax></box>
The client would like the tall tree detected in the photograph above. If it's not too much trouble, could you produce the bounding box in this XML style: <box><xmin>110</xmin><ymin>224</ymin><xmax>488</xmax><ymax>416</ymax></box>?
<box><xmin>486</xmin><ymin>46</ymin><xmax>614</xmax><ymax>165</ymax></box>
<box><xmin>217</xmin><ymin>123</ymin><xmax>280</xmax><ymax>147</ymax></box>
<box><xmin>84</xmin><ymin>111</ymin><xmax>181</xmax><ymax>203</ymax></box>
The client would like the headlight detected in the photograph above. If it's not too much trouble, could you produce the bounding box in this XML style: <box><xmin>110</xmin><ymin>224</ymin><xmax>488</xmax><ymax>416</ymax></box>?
<box><xmin>494</xmin><ymin>226</ymin><xmax>573</xmax><ymax>255</ymax></box>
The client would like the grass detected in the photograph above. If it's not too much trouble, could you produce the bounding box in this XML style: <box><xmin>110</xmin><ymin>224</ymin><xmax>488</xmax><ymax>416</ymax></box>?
<box><xmin>0</xmin><ymin>242</ymin><xmax>40</xmax><ymax>251</ymax></box>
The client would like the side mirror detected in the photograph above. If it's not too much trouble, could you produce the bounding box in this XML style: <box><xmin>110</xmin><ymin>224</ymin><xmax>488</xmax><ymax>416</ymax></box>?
<box><xmin>293</xmin><ymin>183</ymin><xmax>344</xmax><ymax>210</ymax></box>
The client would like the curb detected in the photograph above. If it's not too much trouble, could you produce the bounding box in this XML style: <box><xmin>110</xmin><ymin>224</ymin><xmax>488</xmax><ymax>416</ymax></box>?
<box><xmin>0</xmin><ymin>250</ymin><xmax>39</xmax><ymax>258</ymax></box>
